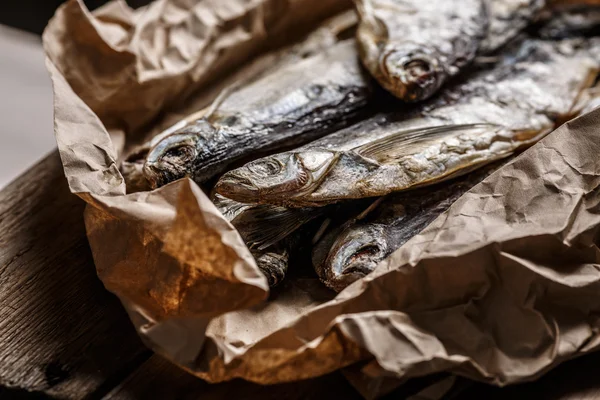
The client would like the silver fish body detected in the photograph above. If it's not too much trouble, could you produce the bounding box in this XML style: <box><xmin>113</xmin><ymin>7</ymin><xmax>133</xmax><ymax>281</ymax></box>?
<box><xmin>356</xmin><ymin>0</ymin><xmax>488</xmax><ymax>102</ymax></box>
<box><xmin>144</xmin><ymin>16</ymin><xmax>371</xmax><ymax>188</ymax></box>
<box><xmin>534</xmin><ymin>5</ymin><xmax>600</xmax><ymax>39</ymax></box>
<box><xmin>312</xmin><ymin>163</ymin><xmax>503</xmax><ymax>292</ymax></box>
<box><xmin>217</xmin><ymin>38</ymin><xmax>600</xmax><ymax>207</ymax></box>
<box><xmin>480</xmin><ymin>0</ymin><xmax>546</xmax><ymax>53</ymax></box>
<box><xmin>480</xmin><ymin>0</ymin><xmax>600</xmax><ymax>53</ymax></box>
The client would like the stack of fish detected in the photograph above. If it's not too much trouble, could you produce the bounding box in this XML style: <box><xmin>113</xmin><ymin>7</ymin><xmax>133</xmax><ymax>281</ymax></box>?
<box><xmin>139</xmin><ymin>0</ymin><xmax>600</xmax><ymax>292</ymax></box>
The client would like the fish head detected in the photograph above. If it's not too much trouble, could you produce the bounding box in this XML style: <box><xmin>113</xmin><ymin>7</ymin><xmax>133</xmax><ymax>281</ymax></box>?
<box><xmin>143</xmin><ymin>120</ymin><xmax>215</xmax><ymax>188</ymax></box>
<box><xmin>324</xmin><ymin>223</ymin><xmax>388</xmax><ymax>292</ymax></box>
<box><xmin>255</xmin><ymin>250</ymin><xmax>289</xmax><ymax>287</ymax></box>
<box><xmin>216</xmin><ymin>149</ymin><xmax>337</xmax><ymax>204</ymax></box>
<box><xmin>380</xmin><ymin>44</ymin><xmax>443</xmax><ymax>102</ymax></box>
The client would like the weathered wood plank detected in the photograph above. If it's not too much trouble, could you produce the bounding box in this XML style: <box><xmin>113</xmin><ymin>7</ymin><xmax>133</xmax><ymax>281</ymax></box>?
<box><xmin>0</xmin><ymin>151</ymin><xmax>150</xmax><ymax>398</ymax></box>
<box><xmin>104</xmin><ymin>355</ymin><xmax>362</xmax><ymax>400</ymax></box>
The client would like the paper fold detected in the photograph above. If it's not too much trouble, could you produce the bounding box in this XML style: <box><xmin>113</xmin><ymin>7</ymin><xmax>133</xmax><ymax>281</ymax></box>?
<box><xmin>45</xmin><ymin>0</ymin><xmax>600</xmax><ymax>390</ymax></box>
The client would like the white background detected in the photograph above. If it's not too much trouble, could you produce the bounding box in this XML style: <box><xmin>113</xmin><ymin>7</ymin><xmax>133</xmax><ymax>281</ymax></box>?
<box><xmin>0</xmin><ymin>25</ymin><xmax>55</xmax><ymax>189</ymax></box>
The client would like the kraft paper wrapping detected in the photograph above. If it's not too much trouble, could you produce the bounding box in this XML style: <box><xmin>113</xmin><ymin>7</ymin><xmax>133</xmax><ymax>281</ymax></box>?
<box><xmin>44</xmin><ymin>0</ymin><xmax>600</xmax><ymax>394</ymax></box>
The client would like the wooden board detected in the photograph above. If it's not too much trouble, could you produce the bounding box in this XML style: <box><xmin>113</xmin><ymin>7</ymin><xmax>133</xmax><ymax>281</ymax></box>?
<box><xmin>1</xmin><ymin>151</ymin><xmax>600</xmax><ymax>400</ymax></box>
<box><xmin>0</xmin><ymin>152</ymin><xmax>150</xmax><ymax>398</ymax></box>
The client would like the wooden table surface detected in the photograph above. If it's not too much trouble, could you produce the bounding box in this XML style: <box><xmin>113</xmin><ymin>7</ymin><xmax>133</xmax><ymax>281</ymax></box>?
<box><xmin>1</xmin><ymin>151</ymin><xmax>600</xmax><ymax>399</ymax></box>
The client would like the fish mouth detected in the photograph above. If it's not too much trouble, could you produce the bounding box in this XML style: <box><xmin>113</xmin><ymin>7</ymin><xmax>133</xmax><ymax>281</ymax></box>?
<box><xmin>143</xmin><ymin>132</ymin><xmax>201</xmax><ymax>189</ymax></box>
<box><xmin>215</xmin><ymin>172</ymin><xmax>260</xmax><ymax>203</ymax></box>
<box><xmin>382</xmin><ymin>49</ymin><xmax>442</xmax><ymax>102</ymax></box>
<box><xmin>143</xmin><ymin>157</ymin><xmax>190</xmax><ymax>189</ymax></box>
<box><xmin>255</xmin><ymin>251</ymin><xmax>289</xmax><ymax>287</ymax></box>
<box><xmin>326</xmin><ymin>250</ymin><xmax>378</xmax><ymax>292</ymax></box>
<box><xmin>325</xmin><ymin>228</ymin><xmax>387</xmax><ymax>292</ymax></box>
<box><xmin>335</xmin><ymin>243</ymin><xmax>384</xmax><ymax>276</ymax></box>
<box><xmin>143</xmin><ymin>162</ymin><xmax>169</xmax><ymax>189</ymax></box>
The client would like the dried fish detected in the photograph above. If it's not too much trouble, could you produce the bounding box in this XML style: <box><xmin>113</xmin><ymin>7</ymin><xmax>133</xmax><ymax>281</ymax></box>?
<box><xmin>214</xmin><ymin>194</ymin><xmax>328</xmax><ymax>286</ymax></box>
<box><xmin>253</xmin><ymin>247</ymin><xmax>290</xmax><ymax>287</ymax></box>
<box><xmin>123</xmin><ymin>12</ymin><xmax>360</xmax><ymax>192</ymax></box>
<box><xmin>355</xmin><ymin>0</ymin><xmax>488</xmax><ymax>102</ymax></box>
<box><xmin>217</xmin><ymin>38</ymin><xmax>600</xmax><ymax>207</ymax></box>
<box><xmin>533</xmin><ymin>5</ymin><xmax>600</xmax><ymax>39</ymax></box>
<box><xmin>143</xmin><ymin>15</ymin><xmax>372</xmax><ymax>188</ymax></box>
<box><xmin>215</xmin><ymin>194</ymin><xmax>288</xmax><ymax>286</ymax></box>
<box><xmin>312</xmin><ymin>162</ymin><xmax>503</xmax><ymax>292</ymax></box>
<box><xmin>215</xmin><ymin>194</ymin><xmax>326</xmax><ymax>250</ymax></box>
<box><xmin>480</xmin><ymin>0</ymin><xmax>546</xmax><ymax>54</ymax></box>
<box><xmin>579</xmin><ymin>89</ymin><xmax>600</xmax><ymax>114</ymax></box>
<box><xmin>480</xmin><ymin>0</ymin><xmax>600</xmax><ymax>53</ymax></box>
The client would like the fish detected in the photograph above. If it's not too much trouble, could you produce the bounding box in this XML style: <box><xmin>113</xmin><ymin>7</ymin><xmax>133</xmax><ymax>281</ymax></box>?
<box><xmin>480</xmin><ymin>0</ymin><xmax>600</xmax><ymax>53</ymax></box>
<box><xmin>532</xmin><ymin>5</ymin><xmax>600</xmax><ymax>39</ymax></box>
<box><xmin>578</xmin><ymin>84</ymin><xmax>600</xmax><ymax>114</ymax></box>
<box><xmin>143</xmin><ymin>16</ymin><xmax>373</xmax><ymax>189</ymax></box>
<box><xmin>213</xmin><ymin>190</ymin><xmax>384</xmax><ymax>284</ymax></box>
<box><xmin>214</xmin><ymin>194</ymin><xmax>291</xmax><ymax>286</ymax></box>
<box><xmin>122</xmin><ymin>11</ymin><xmax>359</xmax><ymax>192</ymax></box>
<box><xmin>479</xmin><ymin>0</ymin><xmax>547</xmax><ymax>54</ymax></box>
<box><xmin>355</xmin><ymin>0</ymin><xmax>488</xmax><ymax>102</ymax></box>
<box><xmin>214</xmin><ymin>194</ymin><xmax>326</xmax><ymax>250</ymax></box>
<box><xmin>216</xmin><ymin>37</ymin><xmax>600</xmax><ymax>208</ymax></box>
<box><xmin>251</xmin><ymin>243</ymin><xmax>290</xmax><ymax>288</ymax></box>
<box><xmin>312</xmin><ymin>162</ymin><xmax>504</xmax><ymax>292</ymax></box>
<box><xmin>213</xmin><ymin>193</ymin><xmax>331</xmax><ymax>286</ymax></box>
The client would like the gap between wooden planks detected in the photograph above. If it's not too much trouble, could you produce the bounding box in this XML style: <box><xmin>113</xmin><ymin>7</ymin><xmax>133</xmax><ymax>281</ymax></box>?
<box><xmin>2</xmin><ymin>151</ymin><xmax>600</xmax><ymax>399</ymax></box>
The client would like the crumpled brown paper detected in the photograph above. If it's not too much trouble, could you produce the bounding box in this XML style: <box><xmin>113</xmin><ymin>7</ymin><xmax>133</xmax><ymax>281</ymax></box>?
<box><xmin>44</xmin><ymin>0</ymin><xmax>600</xmax><ymax>394</ymax></box>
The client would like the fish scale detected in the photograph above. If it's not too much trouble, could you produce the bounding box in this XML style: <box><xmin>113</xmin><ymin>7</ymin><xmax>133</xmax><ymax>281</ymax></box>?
<box><xmin>216</xmin><ymin>38</ymin><xmax>600</xmax><ymax>207</ymax></box>
<box><xmin>143</xmin><ymin>14</ymin><xmax>373</xmax><ymax>188</ymax></box>
<box><xmin>312</xmin><ymin>161</ymin><xmax>506</xmax><ymax>292</ymax></box>
<box><xmin>480</xmin><ymin>0</ymin><xmax>547</xmax><ymax>53</ymax></box>
<box><xmin>144</xmin><ymin>2</ymin><xmax>561</xmax><ymax>189</ymax></box>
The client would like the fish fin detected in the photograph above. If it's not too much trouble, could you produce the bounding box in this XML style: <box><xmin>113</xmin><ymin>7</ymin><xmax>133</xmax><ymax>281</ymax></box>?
<box><xmin>234</xmin><ymin>206</ymin><xmax>324</xmax><ymax>251</ymax></box>
<box><xmin>326</xmin><ymin>9</ymin><xmax>359</xmax><ymax>40</ymax></box>
<box><xmin>355</xmin><ymin>123</ymin><xmax>501</xmax><ymax>162</ymax></box>
<box><xmin>355</xmin><ymin>0</ymin><xmax>389</xmax><ymax>39</ymax></box>
<box><xmin>568</xmin><ymin>74</ymin><xmax>600</xmax><ymax>117</ymax></box>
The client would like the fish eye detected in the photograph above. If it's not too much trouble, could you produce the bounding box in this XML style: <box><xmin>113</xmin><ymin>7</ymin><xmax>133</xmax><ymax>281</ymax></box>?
<box><xmin>404</xmin><ymin>59</ymin><xmax>432</xmax><ymax>79</ymax></box>
<box><xmin>248</xmin><ymin>159</ymin><xmax>283</xmax><ymax>177</ymax></box>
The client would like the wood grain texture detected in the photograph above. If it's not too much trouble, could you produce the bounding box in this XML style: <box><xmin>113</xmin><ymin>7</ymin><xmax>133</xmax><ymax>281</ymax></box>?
<box><xmin>0</xmin><ymin>152</ymin><xmax>150</xmax><ymax>398</ymax></box>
